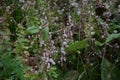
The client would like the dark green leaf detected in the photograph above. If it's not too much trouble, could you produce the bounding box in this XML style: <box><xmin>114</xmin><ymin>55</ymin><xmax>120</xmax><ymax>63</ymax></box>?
<box><xmin>101</xmin><ymin>58</ymin><xmax>120</xmax><ymax>80</ymax></box>
<box><xmin>105</xmin><ymin>33</ymin><xmax>120</xmax><ymax>43</ymax></box>
<box><xmin>62</xmin><ymin>70</ymin><xmax>79</xmax><ymax>80</ymax></box>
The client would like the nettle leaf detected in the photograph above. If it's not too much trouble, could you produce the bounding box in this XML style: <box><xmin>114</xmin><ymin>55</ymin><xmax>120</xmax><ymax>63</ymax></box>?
<box><xmin>101</xmin><ymin>58</ymin><xmax>120</xmax><ymax>80</ymax></box>
<box><xmin>25</xmin><ymin>26</ymin><xmax>39</xmax><ymax>34</ymax></box>
<box><xmin>42</xmin><ymin>27</ymin><xmax>49</xmax><ymax>42</ymax></box>
<box><xmin>105</xmin><ymin>33</ymin><xmax>120</xmax><ymax>43</ymax></box>
<box><xmin>66</xmin><ymin>40</ymin><xmax>88</xmax><ymax>53</ymax></box>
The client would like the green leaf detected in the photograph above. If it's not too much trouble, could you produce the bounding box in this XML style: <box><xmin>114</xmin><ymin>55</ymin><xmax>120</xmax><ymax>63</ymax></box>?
<box><xmin>42</xmin><ymin>27</ymin><xmax>49</xmax><ymax>42</ymax></box>
<box><xmin>105</xmin><ymin>33</ymin><xmax>120</xmax><ymax>43</ymax></box>
<box><xmin>0</xmin><ymin>52</ymin><xmax>26</xmax><ymax>80</ymax></box>
<box><xmin>65</xmin><ymin>40</ymin><xmax>88</xmax><ymax>53</ymax></box>
<box><xmin>62</xmin><ymin>70</ymin><xmax>79</xmax><ymax>80</ymax></box>
<box><xmin>25</xmin><ymin>26</ymin><xmax>39</xmax><ymax>34</ymax></box>
<box><xmin>95</xmin><ymin>41</ymin><xmax>104</xmax><ymax>46</ymax></box>
<box><xmin>101</xmin><ymin>58</ymin><xmax>120</xmax><ymax>80</ymax></box>
<box><xmin>78</xmin><ymin>71</ymin><xmax>85</xmax><ymax>80</ymax></box>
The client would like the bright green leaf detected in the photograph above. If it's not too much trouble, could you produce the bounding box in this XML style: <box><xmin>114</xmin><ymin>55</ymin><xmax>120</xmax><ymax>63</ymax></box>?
<box><xmin>25</xmin><ymin>26</ymin><xmax>39</xmax><ymax>34</ymax></box>
<box><xmin>65</xmin><ymin>40</ymin><xmax>88</xmax><ymax>53</ymax></box>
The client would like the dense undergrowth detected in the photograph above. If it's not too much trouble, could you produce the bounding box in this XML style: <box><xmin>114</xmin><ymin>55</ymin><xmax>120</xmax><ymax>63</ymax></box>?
<box><xmin>0</xmin><ymin>0</ymin><xmax>120</xmax><ymax>80</ymax></box>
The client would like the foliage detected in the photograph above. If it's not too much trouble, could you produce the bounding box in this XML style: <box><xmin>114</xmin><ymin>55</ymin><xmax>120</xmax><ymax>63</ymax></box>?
<box><xmin>65</xmin><ymin>40</ymin><xmax>88</xmax><ymax>53</ymax></box>
<box><xmin>101</xmin><ymin>58</ymin><xmax>120</xmax><ymax>80</ymax></box>
<box><xmin>0</xmin><ymin>41</ymin><xmax>26</xmax><ymax>80</ymax></box>
<box><xmin>105</xmin><ymin>33</ymin><xmax>120</xmax><ymax>43</ymax></box>
<box><xmin>0</xmin><ymin>0</ymin><xmax>120</xmax><ymax>80</ymax></box>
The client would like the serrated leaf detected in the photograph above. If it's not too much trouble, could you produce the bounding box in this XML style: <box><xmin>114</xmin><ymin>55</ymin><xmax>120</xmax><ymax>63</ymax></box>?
<box><xmin>25</xmin><ymin>26</ymin><xmax>39</xmax><ymax>34</ymax></box>
<box><xmin>101</xmin><ymin>58</ymin><xmax>120</xmax><ymax>80</ymax></box>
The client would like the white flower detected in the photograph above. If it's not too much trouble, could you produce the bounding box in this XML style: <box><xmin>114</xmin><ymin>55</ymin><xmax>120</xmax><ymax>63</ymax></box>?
<box><xmin>45</xmin><ymin>57</ymin><xmax>49</xmax><ymax>63</ymax></box>
<box><xmin>49</xmin><ymin>58</ymin><xmax>55</xmax><ymax>65</ymax></box>
<box><xmin>63</xmin><ymin>57</ymin><xmax>66</xmax><ymax>62</ymax></box>
<box><xmin>53</xmin><ymin>50</ymin><xmax>58</xmax><ymax>53</ymax></box>
<box><xmin>47</xmin><ymin>63</ymin><xmax>50</xmax><ymax>69</ymax></box>
<box><xmin>61</xmin><ymin>47</ymin><xmax>64</xmax><ymax>51</ymax></box>
<box><xmin>61</xmin><ymin>9</ymin><xmax>64</xmax><ymax>12</ymax></box>
<box><xmin>63</xmin><ymin>41</ymin><xmax>67</xmax><ymax>45</ymax></box>
<box><xmin>90</xmin><ymin>27</ymin><xmax>94</xmax><ymax>31</ymax></box>
<box><xmin>90</xmin><ymin>32</ymin><xmax>95</xmax><ymax>35</ymax></box>
<box><xmin>115</xmin><ymin>59</ymin><xmax>119</xmax><ymax>63</ymax></box>
<box><xmin>118</xmin><ymin>5</ymin><xmax>120</xmax><ymax>8</ymax></box>
<box><xmin>21</xmin><ymin>4</ymin><xmax>27</xmax><ymax>10</ymax></box>
<box><xmin>91</xmin><ymin>12</ymin><xmax>94</xmax><ymax>16</ymax></box>
<box><xmin>63</xmin><ymin>33</ymin><xmax>67</xmax><ymax>38</ymax></box>
<box><xmin>6</xmin><ymin>6</ymin><xmax>10</xmax><ymax>11</ymax></box>
<box><xmin>88</xmin><ymin>11</ymin><xmax>91</xmax><ymax>14</ymax></box>
<box><xmin>77</xmin><ymin>10</ymin><xmax>81</xmax><ymax>15</ymax></box>
<box><xmin>19</xmin><ymin>0</ymin><xmax>25</xmax><ymax>3</ymax></box>
<box><xmin>61</xmin><ymin>50</ymin><xmax>66</xmax><ymax>55</ymax></box>
<box><xmin>55</xmin><ymin>17</ymin><xmax>59</xmax><ymax>20</ymax></box>
<box><xmin>101</xmin><ymin>35</ymin><xmax>104</xmax><ymax>38</ymax></box>
<box><xmin>60</xmin><ymin>56</ymin><xmax>64</xmax><ymax>61</ymax></box>
<box><xmin>39</xmin><ymin>40</ymin><xmax>44</xmax><ymax>47</ymax></box>
<box><xmin>70</xmin><ymin>31</ymin><xmax>73</xmax><ymax>36</ymax></box>
<box><xmin>113</xmin><ymin>30</ymin><xmax>117</xmax><ymax>33</ymax></box>
<box><xmin>71</xmin><ymin>2</ymin><xmax>78</xmax><ymax>7</ymax></box>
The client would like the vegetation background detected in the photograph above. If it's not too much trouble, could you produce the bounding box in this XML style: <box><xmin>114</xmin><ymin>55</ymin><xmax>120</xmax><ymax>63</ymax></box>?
<box><xmin>0</xmin><ymin>0</ymin><xmax>120</xmax><ymax>80</ymax></box>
